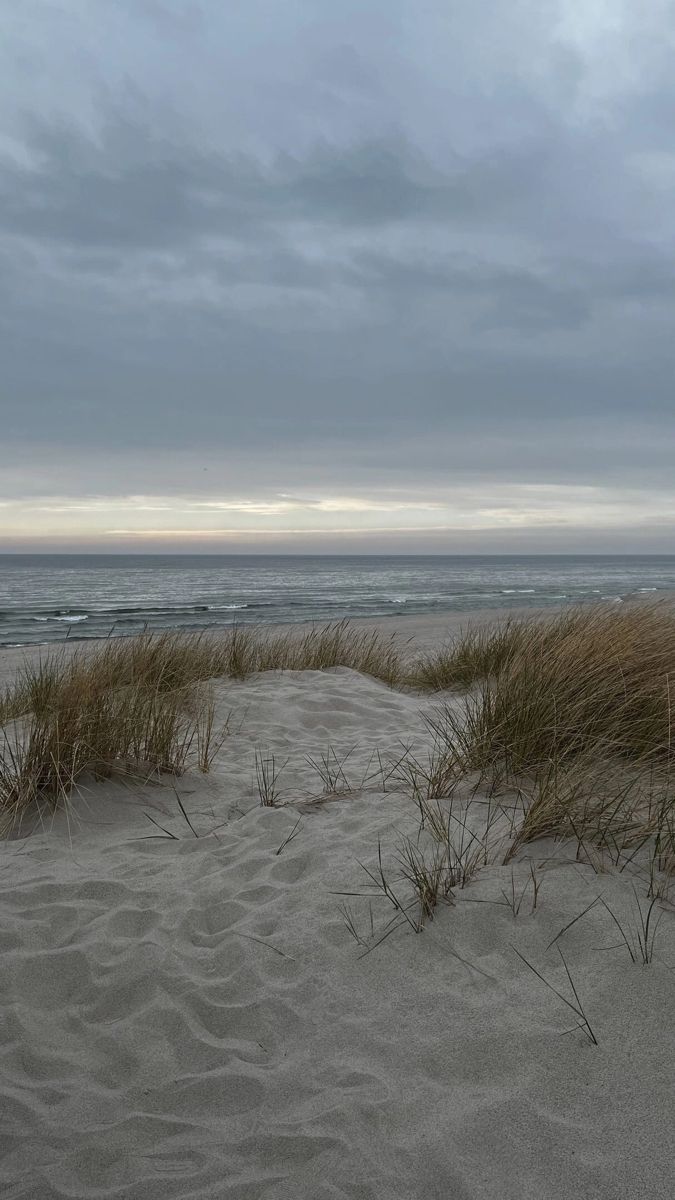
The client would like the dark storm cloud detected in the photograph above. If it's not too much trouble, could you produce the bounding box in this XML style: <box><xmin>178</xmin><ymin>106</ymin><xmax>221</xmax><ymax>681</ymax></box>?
<box><xmin>1</xmin><ymin>1</ymin><xmax>674</xmax><ymax>547</ymax></box>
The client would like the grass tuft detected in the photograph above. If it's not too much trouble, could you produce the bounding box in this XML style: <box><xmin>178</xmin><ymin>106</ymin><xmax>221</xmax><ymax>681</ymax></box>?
<box><xmin>410</xmin><ymin>603</ymin><xmax>675</xmax><ymax>878</ymax></box>
<box><xmin>305</xmin><ymin>745</ymin><xmax>355</xmax><ymax>796</ymax></box>
<box><xmin>255</xmin><ymin>750</ymin><xmax>285</xmax><ymax>807</ymax></box>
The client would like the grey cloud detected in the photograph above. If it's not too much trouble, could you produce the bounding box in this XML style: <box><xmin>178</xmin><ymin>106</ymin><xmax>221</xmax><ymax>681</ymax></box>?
<box><xmin>114</xmin><ymin>1</ymin><xmax>205</xmax><ymax>35</ymax></box>
<box><xmin>350</xmin><ymin>251</ymin><xmax>590</xmax><ymax>330</ymax></box>
<box><xmin>1</xmin><ymin>113</ymin><xmax>544</xmax><ymax>253</ymax></box>
<box><xmin>2</xmin><ymin>118</ymin><xmax>268</xmax><ymax>248</ymax></box>
<box><xmin>1</xmin><ymin>1</ymin><xmax>674</xmax><ymax>549</ymax></box>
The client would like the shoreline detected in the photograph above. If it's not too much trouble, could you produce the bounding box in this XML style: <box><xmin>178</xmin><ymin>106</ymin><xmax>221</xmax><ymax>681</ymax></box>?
<box><xmin>0</xmin><ymin>601</ymin><xmax>573</xmax><ymax>686</ymax></box>
<box><xmin>2</xmin><ymin>591</ymin><xmax>674</xmax><ymax>685</ymax></box>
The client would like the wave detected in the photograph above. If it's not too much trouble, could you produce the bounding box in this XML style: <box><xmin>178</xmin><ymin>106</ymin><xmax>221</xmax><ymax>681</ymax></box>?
<box><xmin>94</xmin><ymin>605</ymin><xmax>212</xmax><ymax>616</ymax></box>
<box><xmin>20</xmin><ymin>603</ymin><xmax>252</xmax><ymax>622</ymax></box>
<box><xmin>29</xmin><ymin>613</ymin><xmax>88</xmax><ymax>623</ymax></box>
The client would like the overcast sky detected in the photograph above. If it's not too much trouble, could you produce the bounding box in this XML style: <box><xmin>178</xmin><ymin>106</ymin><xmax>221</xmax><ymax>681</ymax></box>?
<box><xmin>2</xmin><ymin>1</ymin><xmax>674</xmax><ymax>553</ymax></box>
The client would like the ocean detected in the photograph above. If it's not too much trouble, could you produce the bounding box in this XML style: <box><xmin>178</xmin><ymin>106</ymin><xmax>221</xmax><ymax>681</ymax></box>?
<box><xmin>0</xmin><ymin>554</ymin><xmax>673</xmax><ymax>647</ymax></box>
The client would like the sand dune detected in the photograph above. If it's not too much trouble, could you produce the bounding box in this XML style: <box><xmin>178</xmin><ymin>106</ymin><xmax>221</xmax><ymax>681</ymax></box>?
<box><xmin>1</xmin><ymin>663</ymin><xmax>674</xmax><ymax>1198</ymax></box>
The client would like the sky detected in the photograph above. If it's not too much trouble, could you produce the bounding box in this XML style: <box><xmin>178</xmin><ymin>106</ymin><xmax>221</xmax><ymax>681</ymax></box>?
<box><xmin>1</xmin><ymin>0</ymin><xmax>674</xmax><ymax>554</ymax></box>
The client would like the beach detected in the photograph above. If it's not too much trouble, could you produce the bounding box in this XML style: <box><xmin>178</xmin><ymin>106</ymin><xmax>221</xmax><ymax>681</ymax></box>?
<box><xmin>0</xmin><ymin>611</ymin><xmax>673</xmax><ymax>1199</ymax></box>
<box><xmin>5</xmin><ymin>0</ymin><xmax>675</xmax><ymax>1192</ymax></box>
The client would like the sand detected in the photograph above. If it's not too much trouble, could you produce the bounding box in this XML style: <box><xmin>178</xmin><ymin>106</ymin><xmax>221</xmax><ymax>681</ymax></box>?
<box><xmin>1</xmin><ymin>616</ymin><xmax>674</xmax><ymax>1199</ymax></box>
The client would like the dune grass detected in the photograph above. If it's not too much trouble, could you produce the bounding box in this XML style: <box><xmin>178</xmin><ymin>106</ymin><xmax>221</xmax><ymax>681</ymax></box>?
<box><xmin>2</xmin><ymin>605</ymin><xmax>675</xmax><ymax>878</ymax></box>
<box><xmin>0</xmin><ymin>620</ymin><xmax>403</xmax><ymax>730</ymax></box>
<box><xmin>0</xmin><ymin>665</ymin><xmax>215</xmax><ymax>831</ymax></box>
<box><xmin>0</xmin><ymin>621</ymin><xmax>406</xmax><ymax>825</ymax></box>
<box><xmin>412</xmin><ymin>603</ymin><xmax>675</xmax><ymax>878</ymax></box>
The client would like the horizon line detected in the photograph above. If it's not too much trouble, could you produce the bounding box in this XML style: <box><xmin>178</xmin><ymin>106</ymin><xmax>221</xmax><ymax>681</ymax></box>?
<box><xmin>2</xmin><ymin>550</ymin><xmax>675</xmax><ymax>559</ymax></box>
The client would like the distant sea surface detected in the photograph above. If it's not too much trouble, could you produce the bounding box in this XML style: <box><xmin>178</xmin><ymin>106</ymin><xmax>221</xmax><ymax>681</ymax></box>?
<box><xmin>0</xmin><ymin>554</ymin><xmax>674</xmax><ymax>647</ymax></box>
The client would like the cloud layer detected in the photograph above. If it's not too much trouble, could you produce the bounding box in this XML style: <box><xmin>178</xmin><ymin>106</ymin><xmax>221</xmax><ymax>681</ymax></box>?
<box><xmin>2</xmin><ymin>2</ymin><xmax>674</xmax><ymax>550</ymax></box>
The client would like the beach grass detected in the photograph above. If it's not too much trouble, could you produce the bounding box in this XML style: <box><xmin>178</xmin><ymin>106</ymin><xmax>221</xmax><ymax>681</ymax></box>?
<box><xmin>0</xmin><ymin>621</ymin><xmax>404</xmax><ymax>824</ymax></box>
<box><xmin>0</xmin><ymin>621</ymin><xmax>402</xmax><ymax>728</ymax></box>
<box><xmin>1</xmin><ymin>606</ymin><xmax>675</xmax><ymax>878</ymax></box>
<box><xmin>0</xmin><ymin>667</ymin><xmax>214</xmax><ymax>830</ymax></box>
<box><xmin>414</xmin><ymin>603</ymin><xmax>675</xmax><ymax>876</ymax></box>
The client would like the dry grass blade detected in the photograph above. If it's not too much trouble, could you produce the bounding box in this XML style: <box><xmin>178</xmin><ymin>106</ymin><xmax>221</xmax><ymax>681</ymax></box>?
<box><xmin>144</xmin><ymin>813</ymin><xmax>179</xmax><ymax>839</ymax></box>
<box><xmin>339</xmin><ymin>902</ymin><xmax>369</xmax><ymax>947</ymax></box>
<box><xmin>599</xmin><ymin>887</ymin><xmax>666</xmax><ymax>965</ymax></box>
<box><xmin>528</xmin><ymin>860</ymin><xmax>543</xmax><ymax>911</ymax></box>
<box><xmin>234</xmin><ymin>932</ymin><xmax>293</xmax><ymax>959</ymax></box>
<box><xmin>196</xmin><ymin>697</ymin><xmax>229</xmax><ymax>772</ymax></box>
<box><xmin>597</xmin><ymin>897</ymin><xmax>637</xmax><ymax>962</ymax></box>
<box><xmin>501</xmin><ymin>866</ymin><xmax>533</xmax><ymax>917</ymax></box>
<box><xmin>514</xmin><ymin>945</ymin><xmax>598</xmax><ymax>1045</ymax></box>
<box><xmin>546</xmin><ymin>895</ymin><xmax>603</xmax><ymax>951</ymax></box>
<box><xmin>634</xmin><ymin>890</ymin><xmax>665</xmax><ymax>964</ymax></box>
<box><xmin>275</xmin><ymin>816</ymin><xmax>302</xmax><ymax>855</ymax></box>
<box><xmin>173</xmin><ymin>788</ymin><xmax>199</xmax><ymax>837</ymax></box>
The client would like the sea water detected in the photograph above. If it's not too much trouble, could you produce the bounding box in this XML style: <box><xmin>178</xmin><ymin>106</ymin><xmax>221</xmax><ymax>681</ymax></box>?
<box><xmin>1</xmin><ymin>554</ymin><xmax>673</xmax><ymax>646</ymax></box>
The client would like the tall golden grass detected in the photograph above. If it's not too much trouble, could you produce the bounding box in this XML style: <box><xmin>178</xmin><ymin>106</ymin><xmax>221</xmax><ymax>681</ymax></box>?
<box><xmin>0</xmin><ymin>659</ymin><xmax>212</xmax><ymax>831</ymax></box>
<box><xmin>1</xmin><ymin>607</ymin><xmax>674</xmax><ymax>877</ymax></box>
<box><xmin>416</xmin><ymin>604</ymin><xmax>675</xmax><ymax>878</ymax></box>
<box><xmin>0</xmin><ymin>621</ymin><xmax>401</xmax><ymax>827</ymax></box>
